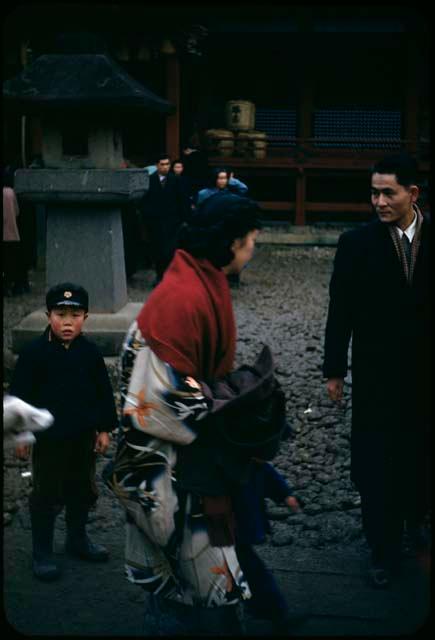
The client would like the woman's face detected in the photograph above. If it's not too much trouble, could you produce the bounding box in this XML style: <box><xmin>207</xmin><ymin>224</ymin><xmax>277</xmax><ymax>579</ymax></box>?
<box><xmin>216</xmin><ymin>172</ymin><xmax>229</xmax><ymax>190</ymax></box>
<box><xmin>224</xmin><ymin>229</ymin><xmax>259</xmax><ymax>274</ymax></box>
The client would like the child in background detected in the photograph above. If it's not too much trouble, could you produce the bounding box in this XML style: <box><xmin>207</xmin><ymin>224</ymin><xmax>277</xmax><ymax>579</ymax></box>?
<box><xmin>233</xmin><ymin>459</ymin><xmax>307</xmax><ymax>635</ymax></box>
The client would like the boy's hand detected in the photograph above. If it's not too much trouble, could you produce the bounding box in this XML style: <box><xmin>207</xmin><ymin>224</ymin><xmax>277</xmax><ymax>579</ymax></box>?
<box><xmin>15</xmin><ymin>444</ymin><xmax>31</xmax><ymax>460</ymax></box>
<box><xmin>95</xmin><ymin>432</ymin><xmax>110</xmax><ymax>455</ymax></box>
<box><xmin>285</xmin><ymin>495</ymin><xmax>301</xmax><ymax>513</ymax></box>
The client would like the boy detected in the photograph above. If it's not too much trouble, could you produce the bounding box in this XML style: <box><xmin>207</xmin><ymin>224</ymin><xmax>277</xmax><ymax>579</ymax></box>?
<box><xmin>11</xmin><ymin>282</ymin><xmax>118</xmax><ymax>581</ymax></box>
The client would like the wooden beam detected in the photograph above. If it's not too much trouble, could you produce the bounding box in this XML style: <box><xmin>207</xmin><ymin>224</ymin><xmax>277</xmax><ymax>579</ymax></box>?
<box><xmin>259</xmin><ymin>201</ymin><xmax>371</xmax><ymax>213</ymax></box>
<box><xmin>305</xmin><ymin>202</ymin><xmax>371</xmax><ymax>213</ymax></box>
<box><xmin>259</xmin><ymin>201</ymin><xmax>294</xmax><ymax>211</ymax></box>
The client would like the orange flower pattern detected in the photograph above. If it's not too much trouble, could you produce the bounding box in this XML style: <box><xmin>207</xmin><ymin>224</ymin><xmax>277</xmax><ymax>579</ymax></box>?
<box><xmin>210</xmin><ymin>561</ymin><xmax>234</xmax><ymax>592</ymax></box>
<box><xmin>123</xmin><ymin>386</ymin><xmax>158</xmax><ymax>430</ymax></box>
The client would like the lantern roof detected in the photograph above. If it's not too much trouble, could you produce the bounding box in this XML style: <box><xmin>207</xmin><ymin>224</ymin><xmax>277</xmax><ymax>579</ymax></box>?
<box><xmin>3</xmin><ymin>53</ymin><xmax>174</xmax><ymax>114</ymax></box>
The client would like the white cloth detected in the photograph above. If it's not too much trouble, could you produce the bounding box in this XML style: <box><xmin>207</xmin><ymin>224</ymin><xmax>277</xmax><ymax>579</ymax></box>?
<box><xmin>3</xmin><ymin>395</ymin><xmax>53</xmax><ymax>447</ymax></box>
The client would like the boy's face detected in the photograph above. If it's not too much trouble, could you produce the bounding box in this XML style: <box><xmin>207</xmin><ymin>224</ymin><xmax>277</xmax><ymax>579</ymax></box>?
<box><xmin>46</xmin><ymin>306</ymin><xmax>88</xmax><ymax>344</ymax></box>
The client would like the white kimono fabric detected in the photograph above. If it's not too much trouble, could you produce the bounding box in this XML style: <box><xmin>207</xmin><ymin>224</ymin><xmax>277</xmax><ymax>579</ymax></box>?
<box><xmin>106</xmin><ymin>321</ymin><xmax>251</xmax><ymax>608</ymax></box>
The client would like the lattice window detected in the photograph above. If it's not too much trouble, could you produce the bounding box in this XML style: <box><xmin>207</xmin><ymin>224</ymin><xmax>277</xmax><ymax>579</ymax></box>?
<box><xmin>255</xmin><ymin>108</ymin><xmax>297</xmax><ymax>146</ymax></box>
<box><xmin>313</xmin><ymin>109</ymin><xmax>402</xmax><ymax>149</ymax></box>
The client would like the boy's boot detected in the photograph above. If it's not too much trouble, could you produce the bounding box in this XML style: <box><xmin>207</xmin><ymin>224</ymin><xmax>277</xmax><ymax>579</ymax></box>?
<box><xmin>30</xmin><ymin>508</ymin><xmax>61</xmax><ymax>581</ymax></box>
<box><xmin>65</xmin><ymin>506</ymin><xmax>109</xmax><ymax>561</ymax></box>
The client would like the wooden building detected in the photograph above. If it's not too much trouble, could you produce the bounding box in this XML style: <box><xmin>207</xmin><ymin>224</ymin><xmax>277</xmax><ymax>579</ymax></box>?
<box><xmin>3</xmin><ymin>3</ymin><xmax>430</xmax><ymax>225</ymax></box>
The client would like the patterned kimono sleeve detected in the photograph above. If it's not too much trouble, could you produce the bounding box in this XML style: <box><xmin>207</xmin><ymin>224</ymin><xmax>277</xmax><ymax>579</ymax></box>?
<box><xmin>118</xmin><ymin>320</ymin><xmax>211</xmax><ymax>444</ymax></box>
<box><xmin>162</xmin><ymin>366</ymin><xmax>211</xmax><ymax>429</ymax></box>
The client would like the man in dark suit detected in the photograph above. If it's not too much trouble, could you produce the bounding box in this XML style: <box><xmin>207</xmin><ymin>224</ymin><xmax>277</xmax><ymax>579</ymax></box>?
<box><xmin>141</xmin><ymin>153</ymin><xmax>189</xmax><ymax>284</ymax></box>
<box><xmin>323</xmin><ymin>153</ymin><xmax>430</xmax><ymax>588</ymax></box>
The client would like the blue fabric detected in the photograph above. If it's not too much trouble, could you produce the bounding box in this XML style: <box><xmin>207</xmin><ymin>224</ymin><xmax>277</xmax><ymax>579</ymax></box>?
<box><xmin>195</xmin><ymin>179</ymin><xmax>248</xmax><ymax>207</ymax></box>
<box><xmin>228</xmin><ymin>177</ymin><xmax>248</xmax><ymax>194</ymax></box>
<box><xmin>233</xmin><ymin>461</ymin><xmax>293</xmax><ymax>545</ymax></box>
<box><xmin>233</xmin><ymin>462</ymin><xmax>294</xmax><ymax>620</ymax></box>
<box><xmin>235</xmin><ymin>542</ymin><xmax>289</xmax><ymax>619</ymax></box>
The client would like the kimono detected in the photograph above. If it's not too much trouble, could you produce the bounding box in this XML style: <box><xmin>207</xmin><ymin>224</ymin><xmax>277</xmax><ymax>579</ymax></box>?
<box><xmin>105</xmin><ymin>249</ymin><xmax>251</xmax><ymax>608</ymax></box>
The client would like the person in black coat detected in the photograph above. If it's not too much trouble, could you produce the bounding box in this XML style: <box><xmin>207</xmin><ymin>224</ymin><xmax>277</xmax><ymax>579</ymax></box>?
<box><xmin>323</xmin><ymin>153</ymin><xmax>431</xmax><ymax>589</ymax></box>
<box><xmin>11</xmin><ymin>282</ymin><xmax>119</xmax><ymax>581</ymax></box>
<box><xmin>181</xmin><ymin>137</ymin><xmax>209</xmax><ymax>200</ymax></box>
<box><xmin>141</xmin><ymin>152</ymin><xmax>190</xmax><ymax>284</ymax></box>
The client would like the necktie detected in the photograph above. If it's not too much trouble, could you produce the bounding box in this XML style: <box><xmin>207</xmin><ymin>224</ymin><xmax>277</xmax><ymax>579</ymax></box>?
<box><xmin>161</xmin><ymin>177</ymin><xmax>167</xmax><ymax>188</ymax></box>
<box><xmin>401</xmin><ymin>233</ymin><xmax>412</xmax><ymax>268</ymax></box>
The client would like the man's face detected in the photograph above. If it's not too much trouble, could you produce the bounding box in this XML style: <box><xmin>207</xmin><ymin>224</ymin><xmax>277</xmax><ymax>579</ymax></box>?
<box><xmin>47</xmin><ymin>306</ymin><xmax>87</xmax><ymax>344</ymax></box>
<box><xmin>173</xmin><ymin>162</ymin><xmax>184</xmax><ymax>176</ymax></box>
<box><xmin>156</xmin><ymin>158</ymin><xmax>171</xmax><ymax>176</ymax></box>
<box><xmin>371</xmin><ymin>173</ymin><xmax>418</xmax><ymax>229</ymax></box>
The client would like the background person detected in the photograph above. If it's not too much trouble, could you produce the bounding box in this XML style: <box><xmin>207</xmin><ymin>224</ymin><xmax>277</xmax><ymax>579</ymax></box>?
<box><xmin>181</xmin><ymin>134</ymin><xmax>209</xmax><ymax>201</ymax></box>
<box><xmin>233</xmin><ymin>459</ymin><xmax>305</xmax><ymax>634</ymax></box>
<box><xmin>195</xmin><ymin>167</ymin><xmax>248</xmax><ymax>208</ymax></box>
<box><xmin>140</xmin><ymin>152</ymin><xmax>190</xmax><ymax>284</ymax></box>
<box><xmin>3</xmin><ymin>165</ymin><xmax>30</xmax><ymax>295</ymax></box>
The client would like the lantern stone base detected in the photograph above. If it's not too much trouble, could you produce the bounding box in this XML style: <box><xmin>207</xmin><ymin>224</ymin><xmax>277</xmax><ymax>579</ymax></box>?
<box><xmin>11</xmin><ymin>303</ymin><xmax>143</xmax><ymax>357</ymax></box>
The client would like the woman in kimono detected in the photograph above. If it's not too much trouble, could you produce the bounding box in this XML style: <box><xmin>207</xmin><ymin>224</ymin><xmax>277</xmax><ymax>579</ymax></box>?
<box><xmin>107</xmin><ymin>193</ymin><xmax>262</xmax><ymax>635</ymax></box>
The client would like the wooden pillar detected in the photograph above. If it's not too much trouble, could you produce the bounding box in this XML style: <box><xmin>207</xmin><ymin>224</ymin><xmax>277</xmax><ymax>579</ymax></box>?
<box><xmin>166</xmin><ymin>54</ymin><xmax>180</xmax><ymax>160</ymax></box>
<box><xmin>295</xmin><ymin>168</ymin><xmax>306</xmax><ymax>226</ymax></box>
<box><xmin>295</xmin><ymin>32</ymin><xmax>313</xmax><ymax>226</ymax></box>
<box><xmin>405</xmin><ymin>40</ymin><xmax>418</xmax><ymax>155</ymax></box>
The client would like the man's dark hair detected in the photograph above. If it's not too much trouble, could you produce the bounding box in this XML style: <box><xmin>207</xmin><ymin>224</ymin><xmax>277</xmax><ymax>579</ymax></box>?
<box><xmin>177</xmin><ymin>193</ymin><xmax>262</xmax><ymax>268</ymax></box>
<box><xmin>371</xmin><ymin>152</ymin><xmax>418</xmax><ymax>188</ymax></box>
<box><xmin>155</xmin><ymin>152</ymin><xmax>170</xmax><ymax>164</ymax></box>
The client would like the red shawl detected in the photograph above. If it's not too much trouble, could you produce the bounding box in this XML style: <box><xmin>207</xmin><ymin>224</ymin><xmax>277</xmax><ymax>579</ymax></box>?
<box><xmin>137</xmin><ymin>249</ymin><xmax>236</xmax><ymax>382</ymax></box>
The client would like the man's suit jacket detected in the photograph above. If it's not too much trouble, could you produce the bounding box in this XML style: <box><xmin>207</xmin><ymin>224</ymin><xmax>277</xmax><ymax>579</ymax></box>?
<box><xmin>323</xmin><ymin>216</ymin><xmax>430</xmax><ymax>486</ymax></box>
<box><xmin>142</xmin><ymin>172</ymin><xmax>185</xmax><ymax>227</ymax></box>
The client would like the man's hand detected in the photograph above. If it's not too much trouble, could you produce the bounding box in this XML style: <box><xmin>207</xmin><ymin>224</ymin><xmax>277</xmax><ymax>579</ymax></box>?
<box><xmin>285</xmin><ymin>495</ymin><xmax>301</xmax><ymax>513</ymax></box>
<box><xmin>95</xmin><ymin>432</ymin><xmax>110</xmax><ymax>455</ymax></box>
<box><xmin>15</xmin><ymin>444</ymin><xmax>31</xmax><ymax>460</ymax></box>
<box><xmin>326</xmin><ymin>377</ymin><xmax>344</xmax><ymax>403</ymax></box>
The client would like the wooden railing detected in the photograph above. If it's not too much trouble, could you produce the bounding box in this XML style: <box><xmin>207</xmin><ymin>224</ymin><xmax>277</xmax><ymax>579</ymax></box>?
<box><xmin>208</xmin><ymin>138</ymin><xmax>429</xmax><ymax>224</ymax></box>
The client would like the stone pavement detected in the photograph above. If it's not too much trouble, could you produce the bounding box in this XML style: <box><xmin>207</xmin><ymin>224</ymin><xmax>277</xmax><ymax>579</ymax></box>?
<box><xmin>3</xmin><ymin>515</ymin><xmax>430</xmax><ymax>637</ymax></box>
<box><xmin>252</xmin><ymin>544</ymin><xmax>431</xmax><ymax>637</ymax></box>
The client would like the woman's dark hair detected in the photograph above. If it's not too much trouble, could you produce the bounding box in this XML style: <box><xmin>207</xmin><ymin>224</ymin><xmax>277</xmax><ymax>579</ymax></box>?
<box><xmin>204</xmin><ymin>166</ymin><xmax>230</xmax><ymax>188</ymax></box>
<box><xmin>177</xmin><ymin>192</ymin><xmax>262</xmax><ymax>268</ymax></box>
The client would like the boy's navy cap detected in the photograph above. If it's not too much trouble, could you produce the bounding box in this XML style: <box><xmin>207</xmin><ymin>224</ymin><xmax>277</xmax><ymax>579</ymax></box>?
<box><xmin>46</xmin><ymin>282</ymin><xmax>89</xmax><ymax>311</ymax></box>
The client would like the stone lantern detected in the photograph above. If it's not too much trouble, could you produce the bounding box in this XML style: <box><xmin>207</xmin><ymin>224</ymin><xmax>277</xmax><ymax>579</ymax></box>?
<box><xmin>3</xmin><ymin>38</ymin><xmax>173</xmax><ymax>355</ymax></box>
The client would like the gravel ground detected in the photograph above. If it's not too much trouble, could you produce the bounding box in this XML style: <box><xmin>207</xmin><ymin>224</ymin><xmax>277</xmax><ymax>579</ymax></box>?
<box><xmin>3</xmin><ymin>244</ymin><xmax>430</xmax><ymax>636</ymax></box>
<box><xmin>4</xmin><ymin>244</ymin><xmax>362</xmax><ymax>547</ymax></box>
